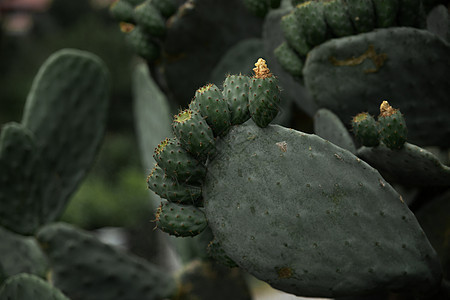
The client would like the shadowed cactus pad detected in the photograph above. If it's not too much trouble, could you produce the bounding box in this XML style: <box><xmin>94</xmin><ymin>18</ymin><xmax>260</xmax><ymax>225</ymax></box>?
<box><xmin>204</xmin><ymin>121</ymin><xmax>441</xmax><ymax>298</ymax></box>
<box><xmin>0</xmin><ymin>274</ymin><xmax>69</xmax><ymax>300</ymax></box>
<box><xmin>155</xmin><ymin>201</ymin><xmax>208</xmax><ymax>237</ymax></box>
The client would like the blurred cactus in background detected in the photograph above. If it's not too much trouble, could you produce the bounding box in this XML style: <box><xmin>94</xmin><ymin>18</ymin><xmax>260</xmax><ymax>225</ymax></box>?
<box><xmin>0</xmin><ymin>0</ymin><xmax>449</xmax><ymax>299</ymax></box>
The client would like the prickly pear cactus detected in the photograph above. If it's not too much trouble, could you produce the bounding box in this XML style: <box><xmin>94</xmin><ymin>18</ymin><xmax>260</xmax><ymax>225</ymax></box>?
<box><xmin>0</xmin><ymin>49</ymin><xmax>109</xmax><ymax>235</ymax></box>
<box><xmin>0</xmin><ymin>273</ymin><xmax>69</xmax><ymax>300</ymax></box>
<box><xmin>148</xmin><ymin>58</ymin><xmax>444</xmax><ymax>298</ymax></box>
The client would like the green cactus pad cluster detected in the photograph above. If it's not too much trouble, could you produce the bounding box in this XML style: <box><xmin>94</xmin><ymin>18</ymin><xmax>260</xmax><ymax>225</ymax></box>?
<box><xmin>36</xmin><ymin>223</ymin><xmax>176</xmax><ymax>300</ymax></box>
<box><xmin>148</xmin><ymin>58</ymin><xmax>281</xmax><ymax>239</ymax></box>
<box><xmin>0</xmin><ymin>273</ymin><xmax>69</xmax><ymax>300</ymax></box>
<box><xmin>378</xmin><ymin>101</ymin><xmax>408</xmax><ymax>150</ymax></box>
<box><xmin>276</xmin><ymin>0</ymin><xmax>429</xmax><ymax>78</ymax></box>
<box><xmin>351</xmin><ymin>112</ymin><xmax>380</xmax><ymax>147</ymax></box>
<box><xmin>110</xmin><ymin>0</ymin><xmax>177</xmax><ymax>61</ymax></box>
<box><xmin>155</xmin><ymin>201</ymin><xmax>208</xmax><ymax>237</ymax></box>
<box><xmin>304</xmin><ymin>27</ymin><xmax>450</xmax><ymax>147</ymax></box>
<box><xmin>203</xmin><ymin>121</ymin><xmax>442</xmax><ymax>298</ymax></box>
<box><xmin>248</xmin><ymin>58</ymin><xmax>281</xmax><ymax>128</ymax></box>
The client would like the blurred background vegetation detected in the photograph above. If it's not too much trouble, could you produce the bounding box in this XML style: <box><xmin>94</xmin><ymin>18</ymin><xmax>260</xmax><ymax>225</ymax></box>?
<box><xmin>0</xmin><ymin>0</ymin><xmax>155</xmax><ymax>238</ymax></box>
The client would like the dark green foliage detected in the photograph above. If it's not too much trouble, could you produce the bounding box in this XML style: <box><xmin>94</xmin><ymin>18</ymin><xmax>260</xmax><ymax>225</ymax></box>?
<box><xmin>147</xmin><ymin>164</ymin><xmax>202</xmax><ymax>204</ymax></box>
<box><xmin>36</xmin><ymin>223</ymin><xmax>176</xmax><ymax>300</ymax></box>
<box><xmin>150</xmin><ymin>0</ymin><xmax>177</xmax><ymax>18</ymax></box>
<box><xmin>0</xmin><ymin>274</ymin><xmax>69</xmax><ymax>300</ymax></box>
<box><xmin>243</xmin><ymin>0</ymin><xmax>281</xmax><ymax>17</ymax></box>
<box><xmin>222</xmin><ymin>75</ymin><xmax>251</xmax><ymax>125</ymax></box>
<box><xmin>351</xmin><ymin>112</ymin><xmax>380</xmax><ymax>147</ymax></box>
<box><xmin>155</xmin><ymin>202</ymin><xmax>208</xmax><ymax>237</ymax></box>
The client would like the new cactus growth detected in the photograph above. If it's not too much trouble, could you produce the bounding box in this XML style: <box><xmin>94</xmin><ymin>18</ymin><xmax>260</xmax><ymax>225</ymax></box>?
<box><xmin>248</xmin><ymin>58</ymin><xmax>281</xmax><ymax>128</ymax></box>
<box><xmin>378</xmin><ymin>101</ymin><xmax>407</xmax><ymax>150</ymax></box>
<box><xmin>155</xmin><ymin>201</ymin><xmax>208</xmax><ymax>237</ymax></box>
<box><xmin>222</xmin><ymin>75</ymin><xmax>251</xmax><ymax>125</ymax></box>
<box><xmin>351</xmin><ymin>112</ymin><xmax>380</xmax><ymax>147</ymax></box>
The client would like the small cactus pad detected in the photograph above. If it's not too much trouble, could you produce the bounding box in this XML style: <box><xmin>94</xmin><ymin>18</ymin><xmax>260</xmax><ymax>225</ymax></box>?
<box><xmin>378</xmin><ymin>101</ymin><xmax>407</xmax><ymax>150</ymax></box>
<box><xmin>345</xmin><ymin>0</ymin><xmax>376</xmax><ymax>33</ymax></box>
<box><xmin>0</xmin><ymin>123</ymin><xmax>44</xmax><ymax>234</ymax></box>
<box><xmin>21</xmin><ymin>49</ymin><xmax>109</xmax><ymax>225</ymax></box>
<box><xmin>36</xmin><ymin>223</ymin><xmax>176</xmax><ymax>300</ymax></box>
<box><xmin>222</xmin><ymin>74</ymin><xmax>251</xmax><ymax>125</ymax></box>
<box><xmin>294</xmin><ymin>1</ymin><xmax>328</xmax><ymax>47</ymax></box>
<box><xmin>249</xmin><ymin>58</ymin><xmax>281</xmax><ymax>128</ymax></box>
<box><xmin>207</xmin><ymin>239</ymin><xmax>238</xmax><ymax>268</ymax></box>
<box><xmin>172</xmin><ymin>109</ymin><xmax>216</xmax><ymax>161</ymax></box>
<box><xmin>357</xmin><ymin>142</ymin><xmax>450</xmax><ymax>186</ymax></box>
<box><xmin>351</xmin><ymin>112</ymin><xmax>380</xmax><ymax>147</ymax></box>
<box><xmin>0</xmin><ymin>273</ymin><xmax>70</xmax><ymax>300</ymax></box>
<box><xmin>322</xmin><ymin>0</ymin><xmax>355</xmax><ymax>38</ymax></box>
<box><xmin>274</xmin><ymin>43</ymin><xmax>304</xmax><ymax>78</ymax></box>
<box><xmin>192</xmin><ymin>83</ymin><xmax>231</xmax><ymax>136</ymax></box>
<box><xmin>0</xmin><ymin>226</ymin><xmax>48</xmax><ymax>279</ymax></box>
<box><xmin>147</xmin><ymin>164</ymin><xmax>202</xmax><ymax>205</ymax></box>
<box><xmin>372</xmin><ymin>0</ymin><xmax>399</xmax><ymax>28</ymax></box>
<box><xmin>204</xmin><ymin>122</ymin><xmax>441</xmax><ymax>297</ymax></box>
<box><xmin>155</xmin><ymin>201</ymin><xmax>208</xmax><ymax>237</ymax></box>
<box><xmin>314</xmin><ymin>108</ymin><xmax>356</xmax><ymax>153</ymax></box>
<box><xmin>153</xmin><ymin>138</ymin><xmax>206</xmax><ymax>183</ymax></box>
<box><xmin>125</xmin><ymin>25</ymin><xmax>160</xmax><ymax>61</ymax></box>
<box><xmin>134</xmin><ymin>0</ymin><xmax>166</xmax><ymax>37</ymax></box>
<box><xmin>280</xmin><ymin>11</ymin><xmax>310</xmax><ymax>57</ymax></box>
<box><xmin>109</xmin><ymin>0</ymin><xmax>135</xmax><ymax>23</ymax></box>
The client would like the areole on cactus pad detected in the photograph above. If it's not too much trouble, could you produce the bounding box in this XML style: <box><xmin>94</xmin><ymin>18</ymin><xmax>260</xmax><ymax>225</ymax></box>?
<box><xmin>146</xmin><ymin>58</ymin><xmax>443</xmax><ymax>298</ymax></box>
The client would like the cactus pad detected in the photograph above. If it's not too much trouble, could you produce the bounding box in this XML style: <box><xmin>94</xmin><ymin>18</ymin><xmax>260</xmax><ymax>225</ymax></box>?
<box><xmin>357</xmin><ymin>143</ymin><xmax>450</xmax><ymax>187</ymax></box>
<box><xmin>378</xmin><ymin>101</ymin><xmax>407</xmax><ymax>150</ymax></box>
<box><xmin>0</xmin><ymin>273</ymin><xmax>69</xmax><ymax>300</ymax></box>
<box><xmin>155</xmin><ymin>201</ymin><xmax>208</xmax><ymax>237</ymax></box>
<box><xmin>204</xmin><ymin>121</ymin><xmax>441</xmax><ymax>298</ymax></box>
<box><xmin>223</xmin><ymin>75</ymin><xmax>251</xmax><ymax>125</ymax></box>
<box><xmin>351</xmin><ymin>112</ymin><xmax>380</xmax><ymax>147</ymax></box>
<box><xmin>36</xmin><ymin>223</ymin><xmax>176</xmax><ymax>300</ymax></box>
